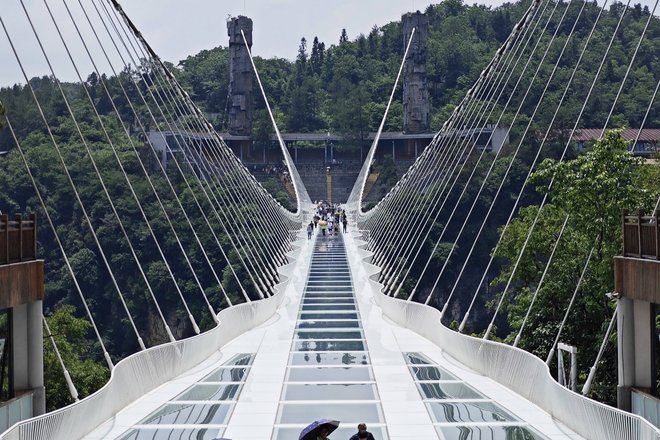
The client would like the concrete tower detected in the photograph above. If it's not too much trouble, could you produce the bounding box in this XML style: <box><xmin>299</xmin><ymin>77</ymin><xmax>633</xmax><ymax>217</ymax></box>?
<box><xmin>402</xmin><ymin>11</ymin><xmax>430</xmax><ymax>134</ymax></box>
<box><xmin>227</xmin><ymin>16</ymin><xmax>254</xmax><ymax>136</ymax></box>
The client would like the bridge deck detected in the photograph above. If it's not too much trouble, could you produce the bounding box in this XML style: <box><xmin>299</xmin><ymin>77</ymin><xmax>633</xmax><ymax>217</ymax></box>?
<box><xmin>82</xmin><ymin>230</ymin><xmax>583</xmax><ymax>440</ymax></box>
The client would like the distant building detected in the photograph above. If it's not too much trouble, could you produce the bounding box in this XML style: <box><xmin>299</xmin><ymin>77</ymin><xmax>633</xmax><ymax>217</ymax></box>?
<box><xmin>573</xmin><ymin>128</ymin><xmax>660</xmax><ymax>156</ymax></box>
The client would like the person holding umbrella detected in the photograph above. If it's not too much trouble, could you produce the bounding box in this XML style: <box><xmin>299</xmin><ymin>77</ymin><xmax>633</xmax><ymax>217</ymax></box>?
<box><xmin>299</xmin><ymin>419</ymin><xmax>339</xmax><ymax>440</ymax></box>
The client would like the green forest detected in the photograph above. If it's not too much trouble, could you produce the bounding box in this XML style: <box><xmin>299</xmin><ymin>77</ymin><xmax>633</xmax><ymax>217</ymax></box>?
<box><xmin>0</xmin><ymin>0</ymin><xmax>658</xmax><ymax>410</ymax></box>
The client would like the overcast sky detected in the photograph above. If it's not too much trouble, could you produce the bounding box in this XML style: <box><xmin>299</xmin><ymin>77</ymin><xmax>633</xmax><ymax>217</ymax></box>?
<box><xmin>0</xmin><ymin>0</ymin><xmax>511</xmax><ymax>87</ymax></box>
<box><xmin>0</xmin><ymin>0</ymin><xmax>657</xmax><ymax>87</ymax></box>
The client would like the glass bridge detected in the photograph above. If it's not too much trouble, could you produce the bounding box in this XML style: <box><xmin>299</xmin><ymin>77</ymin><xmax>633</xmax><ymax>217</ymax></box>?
<box><xmin>81</xmin><ymin>230</ymin><xmax>581</xmax><ymax>440</ymax></box>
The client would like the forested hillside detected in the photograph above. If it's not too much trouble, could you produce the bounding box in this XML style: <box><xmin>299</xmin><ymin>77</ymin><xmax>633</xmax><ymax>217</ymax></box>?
<box><xmin>174</xmin><ymin>0</ymin><xmax>659</xmax><ymax>144</ymax></box>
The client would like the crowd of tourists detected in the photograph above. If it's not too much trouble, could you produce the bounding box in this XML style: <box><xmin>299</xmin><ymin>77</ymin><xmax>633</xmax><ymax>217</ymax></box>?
<box><xmin>307</xmin><ymin>201</ymin><xmax>348</xmax><ymax>239</ymax></box>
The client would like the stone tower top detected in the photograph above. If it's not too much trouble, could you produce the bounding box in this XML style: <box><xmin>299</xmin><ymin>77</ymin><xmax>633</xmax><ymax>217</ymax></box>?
<box><xmin>226</xmin><ymin>16</ymin><xmax>254</xmax><ymax>136</ymax></box>
<box><xmin>227</xmin><ymin>15</ymin><xmax>253</xmax><ymax>47</ymax></box>
<box><xmin>402</xmin><ymin>11</ymin><xmax>430</xmax><ymax>134</ymax></box>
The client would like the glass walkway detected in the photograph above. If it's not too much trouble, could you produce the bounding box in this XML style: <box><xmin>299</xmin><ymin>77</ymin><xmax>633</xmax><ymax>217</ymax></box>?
<box><xmin>82</xmin><ymin>229</ymin><xmax>583</xmax><ymax>440</ymax></box>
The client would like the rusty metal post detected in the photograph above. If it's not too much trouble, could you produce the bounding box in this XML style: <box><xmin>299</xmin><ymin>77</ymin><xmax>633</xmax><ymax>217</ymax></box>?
<box><xmin>31</xmin><ymin>213</ymin><xmax>37</xmax><ymax>259</ymax></box>
<box><xmin>2</xmin><ymin>214</ymin><xmax>8</xmax><ymax>264</ymax></box>
<box><xmin>655</xmin><ymin>210</ymin><xmax>659</xmax><ymax>260</ymax></box>
<box><xmin>622</xmin><ymin>209</ymin><xmax>628</xmax><ymax>255</ymax></box>
<box><xmin>637</xmin><ymin>209</ymin><xmax>643</xmax><ymax>258</ymax></box>
<box><xmin>16</xmin><ymin>214</ymin><xmax>22</xmax><ymax>261</ymax></box>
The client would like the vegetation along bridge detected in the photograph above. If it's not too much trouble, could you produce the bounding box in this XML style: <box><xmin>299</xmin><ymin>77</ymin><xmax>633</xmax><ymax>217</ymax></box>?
<box><xmin>0</xmin><ymin>0</ymin><xmax>658</xmax><ymax>439</ymax></box>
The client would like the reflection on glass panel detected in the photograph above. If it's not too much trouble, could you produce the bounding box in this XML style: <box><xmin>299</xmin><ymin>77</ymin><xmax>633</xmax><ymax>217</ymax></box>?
<box><xmin>117</xmin><ymin>427</ymin><xmax>223</xmax><ymax>440</ymax></box>
<box><xmin>297</xmin><ymin>321</ymin><xmax>360</xmax><ymax>329</ymax></box>
<box><xmin>140</xmin><ymin>403</ymin><xmax>232</xmax><ymax>425</ymax></box>
<box><xmin>303</xmin><ymin>298</ymin><xmax>355</xmax><ymax>304</ymax></box>
<box><xmin>287</xmin><ymin>367</ymin><xmax>372</xmax><ymax>382</ymax></box>
<box><xmin>295</xmin><ymin>331</ymin><xmax>363</xmax><ymax>340</ymax></box>
<box><xmin>278</xmin><ymin>403</ymin><xmax>382</xmax><ymax>423</ymax></box>
<box><xmin>293</xmin><ymin>340</ymin><xmax>365</xmax><ymax>352</ymax></box>
<box><xmin>299</xmin><ymin>313</ymin><xmax>358</xmax><ymax>320</ymax></box>
<box><xmin>227</xmin><ymin>353</ymin><xmax>253</xmax><ymax>366</ymax></box>
<box><xmin>201</xmin><ymin>367</ymin><xmax>248</xmax><ymax>382</ymax></box>
<box><xmin>418</xmin><ymin>382</ymin><xmax>484</xmax><ymax>400</ymax></box>
<box><xmin>284</xmin><ymin>383</ymin><xmax>376</xmax><ymax>400</ymax></box>
<box><xmin>427</xmin><ymin>401</ymin><xmax>517</xmax><ymax>423</ymax></box>
<box><xmin>404</xmin><ymin>352</ymin><xmax>434</xmax><ymax>365</ymax></box>
<box><xmin>290</xmin><ymin>352</ymin><xmax>369</xmax><ymax>366</ymax></box>
<box><xmin>174</xmin><ymin>384</ymin><xmax>241</xmax><ymax>401</ymax></box>
<box><xmin>302</xmin><ymin>305</ymin><xmax>357</xmax><ymax>311</ymax></box>
<box><xmin>437</xmin><ymin>425</ymin><xmax>548</xmax><ymax>440</ymax></box>
<box><xmin>410</xmin><ymin>366</ymin><xmax>458</xmax><ymax>381</ymax></box>
<box><xmin>273</xmin><ymin>426</ymin><xmax>388</xmax><ymax>440</ymax></box>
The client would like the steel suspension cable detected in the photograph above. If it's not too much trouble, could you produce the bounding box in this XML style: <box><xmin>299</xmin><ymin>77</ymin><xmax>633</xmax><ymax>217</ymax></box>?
<box><xmin>91</xmin><ymin>0</ymin><xmax>264</xmax><ymax>301</ymax></box>
<box><xmin>484</xmin><ymin>0</ymin><xmax>654</xmax><ymax>340</ymax></box>
<box><xmin>4</xmin><ymin>4</ymin><xmax>145</xmax><ymax>350</ymax></box>
<box><xmin>47</xmin><ymin>0</ymin><xmax>177</xmax><ymax>342</ymax></box>
<box><xmin>384</xmin><ymin>13</ymin><xmax>548</xmax><ymax>296</ymax></box>
<box><xmin>420</xmin><ymin>0</ymin><xmax>572</xmax><ymax>309</ymax></box>
<box><xmin>104</xmin><ymin>1</ymin><xmax>291</xmax><ymax>292</ymax></box>
<box><xmin>76</xmin><ymin>0</ymin><xmax>233</xmax><ymax>317</ymax></box>
<box><xmin>1</xmin><ymin>114</ymin><xmax>114</xmax><ymax>371</ymax></box>
<box><xmin>456</xmin><ymin>0</ymin><xmax>593</xmax><ymax>335</ymax></box>
<box><xmin>487</xmin><ymin>0</ymin><xmax>636</xmax><ymax>346</ymax></box>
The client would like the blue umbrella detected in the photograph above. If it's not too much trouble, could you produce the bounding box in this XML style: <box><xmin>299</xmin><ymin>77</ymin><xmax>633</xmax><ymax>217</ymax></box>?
<box><xmin>298</xmin><ymin>419</ymin><xmax>340</xmax><ymax>440</ymax></box>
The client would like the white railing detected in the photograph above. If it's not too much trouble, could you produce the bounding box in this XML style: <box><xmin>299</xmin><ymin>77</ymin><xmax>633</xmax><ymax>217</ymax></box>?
<box><xmin>0</xmin><ymin>237</ymin><xmax>305</xmax><ymax>440</ymax></box>
<box><xmin>351</xmin><ymin>233</ymin><xmax>660</xmax><ymax>440</ymax></box>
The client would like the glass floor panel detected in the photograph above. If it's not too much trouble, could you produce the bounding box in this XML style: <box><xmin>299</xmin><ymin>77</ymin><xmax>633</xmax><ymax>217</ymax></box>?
<box><xmin>297</xmin><ymin>321</ymin><xmax>360</xmax><ymax>329</ymax></box>
<box><xmin>426</xmin><ymin>401</ymin><xmax>518</xmax><ymax>423</ymax></box>
<box><xmin>284</xmin><ymin>383</ymin><xmax>377</xmax><ymax>400</ymax></box>
<box><xmin>273</xmin><ymin>426</ymin><xmax>388</xmax><ymax>440</ymax></box>
<box><xmin>287</xmin><ymin>366</ymin><xmax>373</xmax><ymax>382</ymax></box>
<box><xmin>278</xmin><ymin>402</ymin><xmax>383</xmax><ymax>423</ymax></box>
<box><xmin>295</xmin><ymin>331</ymin><xmax>363</xmax><ymax>340</ymax></box>
<box><xmin>117</xmin><ymin>427</ymin><xmax>224</xmax><ymax>440</ymax></box>
<box><xmin>140</xmin><ymin>403</ymin><xmax>233</xmax><ymax>425</ymax></box>
<box><xmin>301</xmin><ymin>305</ymin><xmax>357</xmax><ymax>311</ymax></box>
<box><xmin>201</xmin><ymin>367</ymin><xmax>249</xmax><ymax>382</ymax></box>
<box><xmin>306</xmin><ymin>280</ymin><xmax>351</xmax><ymax>284</ymax></box>
<box><xmin>173</xmin><ymin>384</ymin><xmax>242</xmax><ymax>401</ymax></box>
<box><xmin>299</xmin><ymin>313</ymin><xmax>358</xmax><ymax>320</ymax></box>
<box><xmin>293</xmin><ymin>340</ymin><xmax>365</xmax><ymax>351</ymax></box>
<box><xmin>436</xmin><ymin>425</ymin><xmax>549</xmax><ymax>440</ymax></box>
<box><xmin>289</xmin><ymin>352</ymin><xmax>369</xmax><ymax>366</ymax></box>
<box><xmin>303</xmin><ymin>298</ymin><xmax>355</xmax><ymax>304</ymax></box>
<box><xmin>417</xmin><ymin>382</ymin><xmax>486</xmax><ymax>400</ymax></box>
<box><xmin>410</xmin><ymin>365</ymin><xmax>459</xmax><ymax>381</ymax></box>
<box><xmin>305</xmin><ymin>287</ymin><xmax>353</xmax><ymax>292</ymax></box>
<box><xmin>308</xmin><ymin>270</ymin><xmax>351</xmax><ymax>274</ymax></box>
<box><xmin>303</xmin><ymin>293</ymin><xmax>354</xmax><ymax>299</ymax></box>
